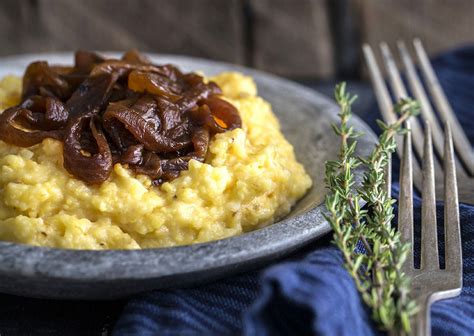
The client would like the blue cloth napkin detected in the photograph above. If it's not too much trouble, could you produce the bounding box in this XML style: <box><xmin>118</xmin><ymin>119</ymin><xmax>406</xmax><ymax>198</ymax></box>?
<box><xmin>113</xmin><ymin>47</ymin><xmax>474</xmax><ymax>336</ymax></box>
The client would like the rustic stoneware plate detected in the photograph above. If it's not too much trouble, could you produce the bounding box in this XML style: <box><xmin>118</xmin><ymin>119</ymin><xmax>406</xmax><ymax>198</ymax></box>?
<box><xmin>0</xmin><ymin>53</ymin><xmax>377</xmax><ymax>299</ymax></box>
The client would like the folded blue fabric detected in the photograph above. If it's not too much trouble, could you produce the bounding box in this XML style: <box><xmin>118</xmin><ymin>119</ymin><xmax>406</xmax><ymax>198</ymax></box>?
<box><xmin>114</xmin><ymin>47</ymin><xmax>474</xmax><ymax>336</ymax></box>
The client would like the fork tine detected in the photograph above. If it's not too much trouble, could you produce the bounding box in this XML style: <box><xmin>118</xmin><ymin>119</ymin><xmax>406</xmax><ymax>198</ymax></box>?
<box><xmin>379</xmin><ymin>42</ymin><xmax>408</xmax><ymax>98</ymax></box>
<box><xmin>362</xmin><ymin>44</ymin><xmax>398</xmax><ymax>125</ymax></box>
<box><xmin>414</xmin><ymin>38</ymin><xmax>474</xmax><ymax>176</ymax></box>
<box><xmin>398</xmin><ymin>121</ymin><xmax>414</xmax><ymax>272</ymax></box>
<box><xmin>421</xmin><ymin>122</ymin><xmax>439</xmax><ymax>270</ymax></box>
<box><xmin>398</xmin><ymin>40</ymin><xmax>445</xmax><ymax>159</ymax></box>
<box><xmin>363</xmin><ymin>43</ymin><xmax>404</xmax><ymax>166</ymax></box>
<box><xmin>379</xmin><ymin>42</ymin><xmax>425</xmax><ymax>162</ymax></box>
<box><xmin>443</xmin><ymin>123</ymin><xmax>462</xmax><ymax>273</ymax></box>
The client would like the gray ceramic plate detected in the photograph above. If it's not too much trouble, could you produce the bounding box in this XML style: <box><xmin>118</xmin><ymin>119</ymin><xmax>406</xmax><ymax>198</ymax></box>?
<box><xmin>0</xmin><ymin>53</ymin><xmax>377</xmax><ymax>299</ymax></box>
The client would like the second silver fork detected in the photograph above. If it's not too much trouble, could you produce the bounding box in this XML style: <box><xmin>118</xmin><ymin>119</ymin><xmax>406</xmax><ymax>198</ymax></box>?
<box><xmin>397</xmin><ymin>122</ymin><xmax>462</xmax><ymax>336</ymax></box>
<box><xmin>363</xmin><ymin>39</ymin><xmax>474</xmax><ymax>205</ymax></box>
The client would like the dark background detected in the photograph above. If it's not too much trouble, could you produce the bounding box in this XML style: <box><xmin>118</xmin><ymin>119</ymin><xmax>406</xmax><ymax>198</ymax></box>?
<box><xmin>0</xmin><ymin>0</ymin><xmax>473</xmax><ymax>335</ymax></box>
<box><xmin>1</xmin><ymin>0</ymin><xmax>473</xmax><ymax>80</ymax></box>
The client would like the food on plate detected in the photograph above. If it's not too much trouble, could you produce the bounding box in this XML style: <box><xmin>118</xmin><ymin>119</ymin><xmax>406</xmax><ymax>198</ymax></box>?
<box><xmin>0</xmin><ymin>50</ymin><xmax>312</xmax><ymax>249</ymax></box>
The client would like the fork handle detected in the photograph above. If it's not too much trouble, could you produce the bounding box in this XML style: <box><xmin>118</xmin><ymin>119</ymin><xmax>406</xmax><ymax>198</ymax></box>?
<box><xmin>413</xmin><ymin>294</ymin><xmax>432</xmax><ymax>336</ymax></box>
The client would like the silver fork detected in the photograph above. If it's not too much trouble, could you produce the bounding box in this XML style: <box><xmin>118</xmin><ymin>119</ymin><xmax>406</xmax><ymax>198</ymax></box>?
<box><xmin>397</xmin><ymin>122</ymin><xmax>462</xmax><ymax>336</ymax></box>
<box><xmin>363</xmin><ymin>39</ymin><xmax>474</xmax><ymax>205</ymax></box>
<box><xmin>363</xmin><ymin>41</ymin><xmax>465</xmax><ymax>335</ymax></box>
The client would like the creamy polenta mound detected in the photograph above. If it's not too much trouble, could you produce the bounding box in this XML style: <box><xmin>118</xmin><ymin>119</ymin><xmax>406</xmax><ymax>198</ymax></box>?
<box><xmin>0</xmin><ymin>72</ymin><xmax>312</xmax><ymax>249</ymax></box>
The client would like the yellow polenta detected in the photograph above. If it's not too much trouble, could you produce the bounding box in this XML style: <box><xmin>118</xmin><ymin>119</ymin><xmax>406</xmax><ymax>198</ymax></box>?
<box><xmin>0</xmin><ymin>72</ymin><xmax>312</xmax><ymax>249</ymax></box>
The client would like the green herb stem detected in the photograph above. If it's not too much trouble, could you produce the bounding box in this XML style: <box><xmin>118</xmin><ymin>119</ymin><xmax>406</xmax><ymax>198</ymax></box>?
<box><xmin>324</xmin><ymin>83</ymin><xmax>420</xmax><ymax>334</ymax></box>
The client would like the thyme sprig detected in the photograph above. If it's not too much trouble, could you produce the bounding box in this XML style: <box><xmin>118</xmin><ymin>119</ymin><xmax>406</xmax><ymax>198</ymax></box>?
<box><xmin>324</xmin><ymin>83</ymin><xmax>420</xmax><ymax>334</ymax></box>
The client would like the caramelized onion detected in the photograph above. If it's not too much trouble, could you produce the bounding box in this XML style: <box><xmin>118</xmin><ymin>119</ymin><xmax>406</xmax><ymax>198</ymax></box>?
<box><xmin>128</xmin><ymin>70</ymin><xmax>182</xmax><ymax>101</ymax></box>
<box><xmin>103</xmin><ymin>97</ymin><xmax>189</xmax><ymax>153</ymax></box>
<box><xmin>0</xmin><ymin>50</ymin><xmax>242</xmax><ymax>184</ymax></box>
<box><xmin>63</xmin><ymin>115</ymin><xmax>113</xmax><ymax>184</ymax></box>
<box><xmin>22</xmin><ymin>62</ymin><xmax>72</xmax><ymax>100</ymax></box>
<box><xmin>122</xmin><ymin>49</ymin><xmax>151</xmax><ymax>64</ymax></box>
<box><xmin>190</xmin><ymin>96</ymin><xmax>241</xmax><ymax>133</ymax></box>
<box><xmin>0</xmin><ymin>96</ymin><xmax>66</xmax><ymax>147</ymax></box>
